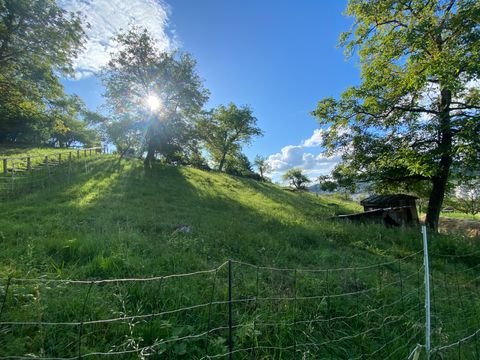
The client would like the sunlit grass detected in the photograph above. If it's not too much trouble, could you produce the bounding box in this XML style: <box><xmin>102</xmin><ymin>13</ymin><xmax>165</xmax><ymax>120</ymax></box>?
<box><xmin>0</xmin><ymin>157</ymin><xmax>479</xmax><ymax>358</ymax></box>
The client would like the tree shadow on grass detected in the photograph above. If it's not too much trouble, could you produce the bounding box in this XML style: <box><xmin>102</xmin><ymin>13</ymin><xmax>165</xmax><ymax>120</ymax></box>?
<box><xmin>0</xmin><ymin>160</ymin><xmax>428</xmax><ymax>359</ymax></box>
<box><xmin>0</xmin><ymin>159</ymin><xmax>414</xmax><ymax>280</ymax></box>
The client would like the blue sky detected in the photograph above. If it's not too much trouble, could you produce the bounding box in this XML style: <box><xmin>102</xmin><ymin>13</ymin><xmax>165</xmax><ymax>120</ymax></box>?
<box><xmin>61</xmin><ymin>0</ymin><xmax>360</xmax><ymax>181</ymax></box>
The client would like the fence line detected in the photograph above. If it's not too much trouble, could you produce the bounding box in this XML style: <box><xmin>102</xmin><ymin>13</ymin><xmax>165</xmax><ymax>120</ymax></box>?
<box><xmin>0</xmin><ymin>147</ymin><xmax>106</xmax><ymax>200</ymax></box>
<box><xmin>230</xmin><ymin>250</ymin><xmax>422</xmax><ymax>272</ymax></box>
<box><xmin>0</xmin><ymin>230</ymin><xmax>479</xmax><ymax>358</ymax></box>
<box><xmin>0</xmin><ymin>251</ymin><xmax>425</xmax><ymax>359</ymax></box>
<box><xmin>1</xmin><ymin>147</ymin><xmax>103</xmax><ymax>173</ymax></box>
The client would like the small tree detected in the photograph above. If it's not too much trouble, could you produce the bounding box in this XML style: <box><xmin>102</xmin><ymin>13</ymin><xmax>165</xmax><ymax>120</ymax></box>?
<box><xmin>224</xmin><ymin>152</ymin><xmax>255</xmax><ymax>178</ymax></box>
<box><xmin>254</xmin><ymin>155</ymin><xmax>271</xmax><ymax>180</ymax></box>
<box><xmin>282</xmin><ymin>168</ymin><xmax>311</xmax><ymax>190</ymax></box>
<box><xmin>452</xmin><ymin>180</ymin><xmax>480</xmax><ymax>216</ymax></box>
<box><xmin>107</xmin><ymin>116</ymin><xmax>143</xmax><ymax>161</ymax></box>
<box><xmin>318</xmin><ymin>175</ymin><xmax>338</xmax><ymax>192</ymax></box>
<box><xmin>197</xmin><ymin>103</ymin><xmax>263</xmax><ymax>172</ymax></box>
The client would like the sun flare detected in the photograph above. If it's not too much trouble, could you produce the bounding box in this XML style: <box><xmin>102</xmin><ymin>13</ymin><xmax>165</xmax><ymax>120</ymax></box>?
<box><xmin>146</xmin><ymin>94</ymin><xmax>161</xmax><ymax>111</ymax></box>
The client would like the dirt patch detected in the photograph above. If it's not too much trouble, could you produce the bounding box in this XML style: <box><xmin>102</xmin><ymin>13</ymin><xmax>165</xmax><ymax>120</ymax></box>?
<box><xmin>420</xmin><ymin>215</ymin><xmax>480</xmax><ymax>237</ymax></box>
<box><xmin>438</xmin><ymin>217</ymin><xmax>480</xmax><ymax>238</ymax></box>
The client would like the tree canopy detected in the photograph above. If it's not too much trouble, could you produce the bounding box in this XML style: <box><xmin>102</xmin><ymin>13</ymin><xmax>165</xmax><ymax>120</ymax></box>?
<box><xmin>254</xmin><ymin>155</ymin><xmax>271</xmax><ymax>181</ymax></box>
<box><xmin>0</xmin><ymin>0</ymin><xmax>98</xmax><ymax>147</ymax></box>
<box><xmin>312</xmin><ymin>0</ymin><xmax>480</xmax><ymax>230</ymax></box>
<box><xmin>197</xmin><ymin>103</ymin><xmax>263</xmax><ymax>172</ymax></box>
<box><xmin>282</xmin><ymin>168</ymin><xmax>311</xmax><ymax>190</ymax></box>
<box><xmin>101</xmin><ymin>27</ymin><xmax>209</xmax><ymax>166</ymax></box>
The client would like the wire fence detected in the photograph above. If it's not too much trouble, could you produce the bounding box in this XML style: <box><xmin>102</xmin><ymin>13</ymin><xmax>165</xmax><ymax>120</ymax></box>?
<box><xmin>0</xmin><ymin>157</ymin><xmax>479</xmax><ymax>358</ymax></box>
<box><xmin>0</xmin><ymin>147</ymin><xmax>104</xmax><ymax>201</ymax></box>
<box><xmin>0</xmin><ymin>231</ymin><xmax>478</xmax><ymax>358</ymax></box>
<box><xmin>0</xmin><ymin>243</ymin><xmax>454</xmax><ymax>360</ymax></box>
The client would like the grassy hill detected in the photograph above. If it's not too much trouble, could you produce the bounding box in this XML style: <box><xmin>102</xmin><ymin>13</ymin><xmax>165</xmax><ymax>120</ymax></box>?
<box><xmin>0</xmin><ymin>155</ymin><xmax>479</xmax><ymax>359</ymax></box>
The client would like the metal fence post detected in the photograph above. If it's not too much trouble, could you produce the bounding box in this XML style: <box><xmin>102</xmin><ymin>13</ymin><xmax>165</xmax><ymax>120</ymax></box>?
<box><xmin>228</xmin><ymin>259</ymin><xmax>233</xmax><ymax>360</ymax></box>
<box><xmin>422</xmin><ymin>224</ymin><xmax>431</xmax><ymax>359</ymax></box>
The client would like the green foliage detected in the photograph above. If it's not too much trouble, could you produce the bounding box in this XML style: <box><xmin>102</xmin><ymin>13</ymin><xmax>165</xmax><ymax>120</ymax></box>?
<box><xmin>101</xmin><ymin>27</ymin><xmax>209</xmax><ymax>165</ymax></box>
<box><xmin>224</xmin><ymin>151</ymin><xmax>260</xmax><ymax>179</ymax></box>
<box><xmin>312</xmin><ymin>0</ymin><xmax>480</xmax><ymax>230</ymax></box>
<box><xmin>447</xmin><ymin>179</ymin><xmax>480</xmax><ymax>215</ymax></box>
<box><xmin>0</xmin><ymin>0</ymin><xmax>96</xmax><ymax>146</ymax></box>
<box><xmin>197</xmin><ymin>103</ymin><xmax>263</xmax><ymax>171</ymax></box>
<box><xmin>254</xmin><ymin>154</ymin><xmax>271</xmax><ymax>180</ymax></box>
<box><xmin>317</xmin><ymin>175</ymin><xmax>338</xmax><ymax>192</ymax></box>
<box><xmin>282</xmin><ymin>168</ymin><xmax>311</xmax><ymax>190</ymax></box>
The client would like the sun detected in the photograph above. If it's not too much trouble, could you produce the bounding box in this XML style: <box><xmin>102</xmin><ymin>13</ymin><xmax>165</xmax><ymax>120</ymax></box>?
<box><xmin>146</xmin><ymin>94</ymin><xmax>161</xmax><ymax>111</ymax></box>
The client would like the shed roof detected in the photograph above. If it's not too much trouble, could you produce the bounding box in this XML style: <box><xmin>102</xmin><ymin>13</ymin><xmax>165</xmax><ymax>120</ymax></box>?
<box><xmin>360</xmin><ymin>194</ymin><xmax>417</xmax><ymax>207</ymax></box>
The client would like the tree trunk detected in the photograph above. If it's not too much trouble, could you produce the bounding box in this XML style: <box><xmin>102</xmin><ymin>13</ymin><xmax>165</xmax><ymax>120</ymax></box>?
<box><xmin>218</xmin><ymin>145</ymin><xmax>230</xmax><ymax>172</ymax></box>
<box><xmin>425</xmin><ymin>87</ymin><xmax>453</xmax><ymax>232</ymax></box>
<box><xmin>426</xmin><ymin>171</ymin><xmax>450</xmax><ymax>231</ymax></box>
<box><xmin>218</xmin><ymin>152</ymin><xmax>226</xmax><ymax>172</ymax></box>
<box><xmin>144</xmin><ymin>138</ymin><xmax>155</xmax><ymax>168</ymax></box>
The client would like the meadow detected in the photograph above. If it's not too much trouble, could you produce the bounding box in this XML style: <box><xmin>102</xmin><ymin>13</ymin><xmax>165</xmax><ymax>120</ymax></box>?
<box><xmin>0</xmin><ymin>154</ymin><xmax>479</xmax><ymax>359</ymax></box>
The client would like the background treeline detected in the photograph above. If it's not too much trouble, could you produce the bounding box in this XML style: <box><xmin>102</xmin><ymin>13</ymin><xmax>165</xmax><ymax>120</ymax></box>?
<box><xmin>0</xmin><ymin>1</ymin><xmax>266</xmax><ymax>180</ymax></box>
<box><xmin>101</xmin><ymin>27</ymin><xmax>265</xmax><ymax>178</ymax></box>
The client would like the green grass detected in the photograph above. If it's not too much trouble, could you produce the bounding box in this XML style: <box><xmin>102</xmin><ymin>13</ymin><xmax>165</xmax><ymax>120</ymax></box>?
<box><xmin>440</xmin><ymin>211</ymin><xmax>480</xmax><ymax>221</ymax></box>
<box><xmin>0</xmin><ymin>146</ymin><xmax>100</xmax><ymax>173</ymax></box>
<box><xmin>0</xmin><ymin>156</ymin><xmax>479</xmax><ymax>359</ymax></box>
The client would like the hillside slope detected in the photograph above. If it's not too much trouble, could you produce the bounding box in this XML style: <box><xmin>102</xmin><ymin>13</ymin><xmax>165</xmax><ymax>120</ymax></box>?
<box><xmin>0</xmin><ymin>157</ymin><xmax>479</xmax><ymax>359</ymax></box>
<box><xmin>0</xmin><ymin>157</ymin><xmax>423</xmax><ymax>279</ymax></box>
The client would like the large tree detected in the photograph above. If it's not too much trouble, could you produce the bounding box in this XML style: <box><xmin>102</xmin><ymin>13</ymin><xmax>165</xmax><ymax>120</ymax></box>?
<box><xmin>0</xmin><ymin>0</ymin><xmax>86</xmax><ymax>144</ymax></box>
<box><xmin>101</xmin><ymin>27</ymin><xmax>209</xmax><ymax>166</ymax></box>
<box><xmin>197</xmin><ymin>103</ymin><xmax>263</xmax><ymax>172</ymax></box>
<box><xmin>312</xmin><ymin>0</ymin><xmax>480</xmax><ymax>230</ymax></box>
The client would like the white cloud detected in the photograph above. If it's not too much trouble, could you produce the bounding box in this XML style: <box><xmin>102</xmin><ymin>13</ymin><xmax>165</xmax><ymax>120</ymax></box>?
<box><xmin>267</xmin><ymin>129</ymin><xmax>341</xmax><ymax>183</ymax></box>
<box><xmin>302</xmin><ymin>129</ymin><xmax>325</xmax><ymax>147</ymax></box>
<box><xmin>59</xmin><ymin>0</ymin><xmax>175</xmax><ymax>78</ymax></box>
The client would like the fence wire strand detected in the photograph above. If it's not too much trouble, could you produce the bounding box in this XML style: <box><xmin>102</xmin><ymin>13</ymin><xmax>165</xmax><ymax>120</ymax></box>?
<box><xmin>0</xmin><ymin>252</ymin><xmax>425</xmax><ymax>359</ymax></box>
<box><xmin>2</xmin><ymin>173</ymin><xmax>480</xmax><ymax>359</ymax></box>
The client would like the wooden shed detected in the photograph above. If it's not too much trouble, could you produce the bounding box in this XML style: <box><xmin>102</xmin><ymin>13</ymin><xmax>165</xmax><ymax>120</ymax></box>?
<box><xmin>360</xmin><ymin>194</ymin><xmax>419</xmax><ymax>227</ymax></box>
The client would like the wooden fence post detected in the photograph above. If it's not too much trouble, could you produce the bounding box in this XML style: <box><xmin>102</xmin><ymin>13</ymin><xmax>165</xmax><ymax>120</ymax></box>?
<box><xmin>27</xmin><ymin>157</ymin><xmax>31</xmax><ymax>170</ymax></box>
<box><xmin>44</xmin><ymin>156</ymin><xmax>49</xmax><ymax>167</ymax></box>
<box><xmin>2</xmin><ymin>159</ymin><xmax>7</xmax><ymax>175</ymax></box>
<box><xmin>77</xmin><ymin>150</ymin><xmax>80</xmax><ymax>159</ymax></box>
<box><xmin>58</xmin><ymin>153</ymin><xmax>61</xmax><ymax>163</ymax></box>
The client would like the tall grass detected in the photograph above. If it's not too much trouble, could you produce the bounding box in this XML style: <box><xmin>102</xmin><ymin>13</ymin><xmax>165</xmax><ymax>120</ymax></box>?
<box><xmin>0</xmin><ymin>157</ymin><xmax>478</xmax><ymax>358</ymax></box>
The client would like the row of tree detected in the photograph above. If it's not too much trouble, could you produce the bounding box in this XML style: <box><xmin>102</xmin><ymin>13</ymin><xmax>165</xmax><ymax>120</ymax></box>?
<box><xmin>3</xmin><ymin>0</ymin><xmax>478</xmax><ymax>229</ymax></box>
<box><xmin>100</xmin><ymin>27</ymin><xmax>266</xmax><ymax>176</ymax></box>
<box><xmin>0</xmin><ymin>1</ymin><xmax>265</xmax><ymax>177</ymax></box>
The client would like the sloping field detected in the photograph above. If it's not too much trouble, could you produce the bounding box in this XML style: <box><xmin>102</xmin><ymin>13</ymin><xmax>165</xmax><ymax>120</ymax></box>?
<box><xmin>0</xmin><ymin>156</ymin><xmax>479</xmax><ymax>359</ymax></box>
